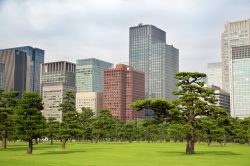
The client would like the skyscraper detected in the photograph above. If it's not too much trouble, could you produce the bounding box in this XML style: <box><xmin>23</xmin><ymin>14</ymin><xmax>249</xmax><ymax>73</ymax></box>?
<box><xmin>76</xmin><ymin>58</ymin><xmax>113</xmax><ymax>92</ymax></box>
<box><xmin>230</xmin><ymin>45</ymin><xmax>250</xmax><ymax>118</ymax></box>
<box><xmin>40</xmin><ymin>61</ymin><xmax>76</xmax><ymax>121</ymax></box>
<box><xmin>129</xmin><ymin>24</ymin><xmax>179</xmax><ymax>116</ymax></box>
<box><xmin>0</xmin><ymin>49</ymin><xmax>29</xmax><ymax>96</ymax></box>
<box><xmin>207</xmin><ymin>62</ymin><xmax>222</xmax><ymax>88</ymax></box>
<box><xmin>103</xmin><ymin>64</ymin><xmax>145</xmax><ymax>122</ymax></box>
<box><xmin>221</xmin><ymin>19</ymin><xmax>250</xmax><ymax>92</ymax></box>
<box><xmin>15</xmin><ymin>46</ymin><xmax>45</xmax><ymax>92</ymax></box>
<box><xmin>0</xmin><ymin>46</ymin><xmax>44</xmax><ymax>93</ymax></box>
<box><xmin>0</xmin><ymin>63</ymin><xmax>5</xmax><ymax>89</ymax></box>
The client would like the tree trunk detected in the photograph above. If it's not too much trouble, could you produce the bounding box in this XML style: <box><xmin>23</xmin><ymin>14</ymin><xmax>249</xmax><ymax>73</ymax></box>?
<box><xmin>61</xmin><ymin>138</ymin><xmax>66</xmax><ymax>150</ymax></box>
<box><xmin>50</xmin><ymin>137</ymin><xmax>53</xmax><ymax>145</ymax></box>
<box><xmin>208</xmin><ymin>138</ymin><xmax>212</xmax><ymax>146</ymax></box>
<box><xmin>186</xmin><ymin>132</ymin><xmax>195</xmax><ymax>154</ymax></box>
<box><xmin>95</xmin><ymin>135</ymin><xmax>100</xmax><ymax>143</ymax></box>
<box><xmin>1</xmin><ymin>130</ymin><xmax>7</xmax><ymax>149</ymax></box>
<box><xmin>27</xmin><ymin>139</ymin><xmax>33</xmax><ymax>154</ymax></box>
<box><xmin>248</xmin><ymin>139</ymin><xmax>250</xmax><ymax>146</ymax></box>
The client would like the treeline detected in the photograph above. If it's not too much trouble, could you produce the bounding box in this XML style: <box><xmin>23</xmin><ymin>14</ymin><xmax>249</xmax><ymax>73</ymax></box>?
<box><xmin>1</xmin><ymin>72</ymin><xmax>250</xmax><ymax>155</ymax></box>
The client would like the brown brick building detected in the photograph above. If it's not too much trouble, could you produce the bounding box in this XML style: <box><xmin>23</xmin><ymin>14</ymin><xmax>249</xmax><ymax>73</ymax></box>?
<box><xmin>103</xmin><ymin>64</ymin><xmax>145</xmax><ymax>122</ymax></box>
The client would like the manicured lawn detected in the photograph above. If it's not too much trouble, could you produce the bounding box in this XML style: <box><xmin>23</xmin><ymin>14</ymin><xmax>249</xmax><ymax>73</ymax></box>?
<box><xmin>0</xmin><ymin>142</ymin><xmax>250</xmax><ymax>166</ymax></box>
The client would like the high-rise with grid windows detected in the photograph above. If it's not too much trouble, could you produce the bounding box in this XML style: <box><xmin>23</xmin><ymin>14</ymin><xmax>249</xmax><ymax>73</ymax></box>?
<box><xmin>40</xmin><ymin>61</ymin><xmax>76</xmax><ymax>121</ymax></box>
<box><xmin>221</xmin><ymin>19</ymin><xmax>250</xmax><ymax>92</ymax></box>
<box><xmin>129</xmin><ymin>24</ymin><xmax>179</xmax><ymax>117</ymax></box>
<box><xmin>230</xmin><ymin>45</ymin><xmax>250</xmax><ymax>118</ymax></box>
<box><xmin>76</xmin><ymin>58</ymin><xmax>113</xmax><ymax>93</ymax></box>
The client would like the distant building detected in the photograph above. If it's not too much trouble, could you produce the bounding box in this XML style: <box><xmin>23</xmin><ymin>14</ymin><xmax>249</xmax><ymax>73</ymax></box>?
<box><xmin>76</xmin><ymin>92</ymin><xmax>103</xmax><ymax>116</ymax></box>
<box><xmin>0</xmin><ymin>46</ymin><xmax>44</xmax><ymax>93</ymax></box>
<box><xmin>207</xmin><ymin>62</ymin><xmax>222</xmax><ymax>88</ymax></box>
<box><xmin>230</xmin><ymin>45</ymin><xmax>250</xmax><ymax>118</ymax></box>
<box><xmin>103</xmin><ymin>64</ymin><xmax>145</xmax><ymax>122</ymax></box>
<box><xmin>0</xmin><ymin>63</ymin><xmax>4</xmax><ymax>89</ymax></box>
<box><xmin>221</xmin><ymin>19</ymin><xmax>250</xmax><ymax>92</ymax></box>
<box><xmin>0</xmin><ymin>49</ymin><xmax>29</xmax><ymax>96</ymax></box>
<box><xmin>76</xmin><ymin>58</ymin><xmax>113</xmax><ymax>93</ymax></box>
<box><xmin>129</xmin><ymin>24</ymin><xmax>179</xmax><ymax>117</ymax></box>
<box><xmin>42</xmin><ymin>83</ymin><xmax>75</xmax><ymax>121</ymax></box>
<box><xmin>210</xmin><ymin>85</ymin><xmax>230</xmax><ymax>113</ymax></box>
<box><xmin>41</xmin><ymin>61</ymin><xmax>76</xmax><ymax>121</ymax></box>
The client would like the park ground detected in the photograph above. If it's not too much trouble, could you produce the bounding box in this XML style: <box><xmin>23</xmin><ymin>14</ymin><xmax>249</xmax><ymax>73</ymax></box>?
<box><xmin>0</xmin><ymin>142</ymin><xmax>250</xmax><ymax>166</ymax></box>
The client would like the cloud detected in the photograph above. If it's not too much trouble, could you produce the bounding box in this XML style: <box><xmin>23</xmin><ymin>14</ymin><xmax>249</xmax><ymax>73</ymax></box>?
<box><xmin>0</xmin><ymin>0</ymin><xmax>249</xmax><ymax>72</ymax></box>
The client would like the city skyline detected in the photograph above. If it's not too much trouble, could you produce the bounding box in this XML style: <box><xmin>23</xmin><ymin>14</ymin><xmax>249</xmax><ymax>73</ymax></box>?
<box><xmin>0</xmin><ymin>0</ymin><xmax>249</xmax><ymax>72</ymax></box>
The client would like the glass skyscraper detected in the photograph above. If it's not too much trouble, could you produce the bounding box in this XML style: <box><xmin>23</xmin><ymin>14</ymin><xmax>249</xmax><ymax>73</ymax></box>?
<box><xmin>0</xmin><ymin>46</ymin><xmax>44</xmax><ymax>93</ymax></box>
<box><xmin>0</xmin><ymin>49</ymin><xmax>28</xmax><ymax>96</ymax></box>
<box><xmin>231</xmin><ymin>45</ymin><xmax>250</xmax><ymax>118</ymax></box>
<box><xmin>221</xmin><ymin>19</ymin><xmax>250</xmax><ymax>92</ymax></box>
<box><xmin>76</xmin><ymin>58</ymin><xmax>113</xmax><ymax>92</ymax></box>
<box><xmin>129</xmin><ymin>24</ymin><xmax>179</xmax><ymax>100</ymax></box>
<box><xmin>15</xmin><ymin>46</ymin><xmax>45</xmax><ymax>92</ymax></box>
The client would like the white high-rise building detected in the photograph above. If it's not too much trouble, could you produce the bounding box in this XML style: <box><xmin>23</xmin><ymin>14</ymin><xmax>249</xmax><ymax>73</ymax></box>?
<box><xmin>230</xmin><ymin>45</ymin><xmax>250</xmax><ymax>118</ymax></box>
<box><xmin>221</xmin><ymin>19</ymin><xmax>250</xmax><ymax>92</ymax></box>
<box><xmin>207</xmin><ymin>62</ymin><xmax>222</xmax><ymax>88</ymax></box>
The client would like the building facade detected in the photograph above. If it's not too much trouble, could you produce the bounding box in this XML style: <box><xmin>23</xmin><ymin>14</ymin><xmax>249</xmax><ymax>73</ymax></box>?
<box><xmin>103</xmin><ymin>64</ymin><xmax>145</xmax><ymax>122</ymax></box>
<box><xmin>0</xmin><ymin>63</ymin><xmax>5</xmax><ymax>89</ymax></box>
<box><xmin>76</xmin><ymin>92</ymin><xmax>103</xmax><ymax>116</ymax></box>
<box><xmin>15</xmin><ymin>46</ymin><xmax>45</xmax><ymax>93</ymax></box>
<box><xmin>0</xmin><ymin>46</ymin><xmax>44</xmax><ymax>93</ymax></box>
<box><xmin>76</xmin><ymin>58</ymin><xmax>113</xmax><ymax>92</ymax></box>
<box><xmin>207</xmin><ymin>62</ymin><xmax>222</xmax><ymax>88</ymax></box>
<box><xmin>41</xmin><ymin>61</ymin><xmax>76</xmax><ymax>121</ymax></box>
<box><xmin>129</xmin><ymin>24</ymin><xmax>179</xmax><ymax>116</ymax></box>
<box><xmin>230</xmin><ymin>45</ymin><xmax>250</xmax><ymax>118</ymax></box>
<box><xmin>42</xmin><ymin>83</ymin><xmax>75</xmax><ymax>121</ymax></box>
<box><xmin>221</xmin><ymin>19</ymin><xmax>250</xmax><ymax>92</ymax></box>
<box><xmin>210</xmin><ymin>85</ymin><xmax>230</xmax><ymax>113</ymax></box>
<box><xmin>0</xmin><ymin>49</ymin><xmax>30</xmax><ymax>96</ymax></box>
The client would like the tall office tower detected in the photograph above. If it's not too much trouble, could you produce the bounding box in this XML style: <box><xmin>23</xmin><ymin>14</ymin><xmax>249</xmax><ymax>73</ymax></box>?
<box><xmin>221</xmin><ymin>19</ymin><xmax>250</xmax><ymax>92</ymax></box>
<box><xmin>76</xmin><ymin>58</ymin><xmax>113</xmax><ymax>92</ymax></box>
<box><xmin>129</xmin><ymin>24</ymin><xmax>179</xmax><ymax>116</ymax></box>
<box><xmin>103</xmin><ymin>64</ymin><xmax>145</xmax><ymax>122</ymax></box>
<box><xmin>0</xmin><ymin>46</ymin><xmax>44</xmax><ymax>93</ymax></box>
<box><xmin>230</xmin><ymin>45</ymin><xmax>250</xmax><ymax>118</ymax></box>
<box><xmin>76</xmin><ymin>92</ymin><xmax>103</xmax><ymax>116</ymax></box>
<box><xmin>0</xmin><ymin>63</ymin><xmax>5</xmax><ymax>89</ymax></box>
<box><xmin>40</xmin><ymin>61</ymin><xmax>76</xmax><ymax>121</ymax></box>
<box><xmin>0</xmin><ymin>49</ymin><xmax>30</xmax><ymax>96</ymax></box>
<box><xmin>207</xmin><ymin>62</ymin><xmax>222</xmax><ymax>88</ymax></box>
<box><xmin>15</xmin><ymin>46</ymin><xmax>44</xmax><ymax>92</ymax></box>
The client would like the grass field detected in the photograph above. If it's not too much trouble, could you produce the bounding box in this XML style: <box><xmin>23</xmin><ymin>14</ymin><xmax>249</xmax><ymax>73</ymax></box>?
<box><xmin>0</xmin><ymin>142</ymin><xmax>250</xmax><ymax>166</ymax></box>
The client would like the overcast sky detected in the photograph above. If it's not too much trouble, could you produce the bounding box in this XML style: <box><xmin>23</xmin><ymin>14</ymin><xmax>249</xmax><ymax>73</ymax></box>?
<box><xmin>0</xmin><ymin>0</ymin><xmax>249</xmax><ymax>72</ymax></box>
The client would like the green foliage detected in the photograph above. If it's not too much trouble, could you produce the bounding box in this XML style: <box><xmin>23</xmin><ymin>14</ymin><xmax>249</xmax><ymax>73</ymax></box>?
<box><xmin>46</xmin><ymin>117</ymin><xmax>60</xmax><ymax>144</ymax></box>
<box><xmin>131</xmin><ymin>98</ymin><xmax>178</xmax><ymax>122</ymax></box>
<box><xmin>91</xmin><ymin>109</ymin><xmax>116</xmax><ymax>142</ymax></box>
<box><xmin>59</xmin><ymin>91</ymin><xmax>81</xmax><ymax>149</ymax></box>
<box><xmin>14</xmin><ymin>92</ymin><xmax>45</xmax><ymax>140</ymax></box>
<box><xmin>0</xmin><ymin>90</ymin><xmax>19</xmax><ymax>149</ymax></box>
<box><xmin>14</xmin><ymin>92</ymin><xmax>45</xmax><ymax>154</ymax></box>
<box><xmin>79</xmin><ymin>107</ymin><xmax>94</xmax><ymax>140</ymax></box>
<box><xmin>173</xmin><ymin>72</ymin><xmax>228</xmax><ymax>154</ymax></box>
